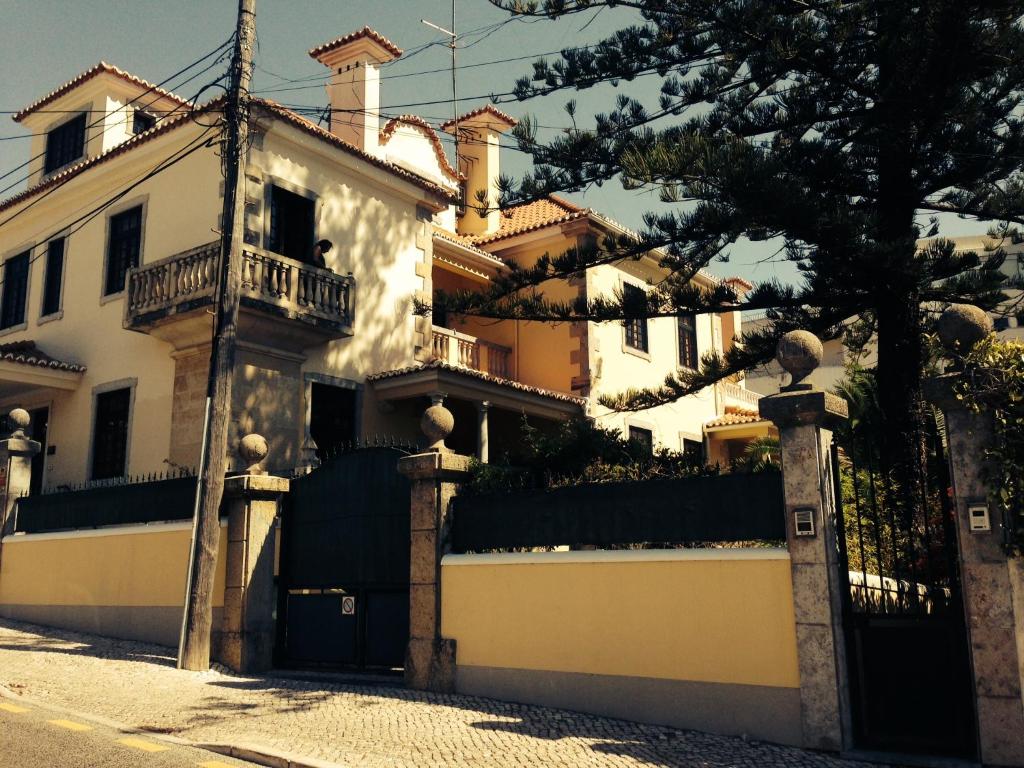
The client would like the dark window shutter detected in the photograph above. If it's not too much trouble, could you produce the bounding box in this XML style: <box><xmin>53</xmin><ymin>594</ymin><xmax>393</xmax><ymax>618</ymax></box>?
<box><xmin>91</xmin><ymin>388</ymin><xmax>131</xmax><ymax>480</ymax></box>
<box><xmin>623</xmin><ymin>283</ymin><xmax>649</xmax><ymax>352</ymax></box>
<box><xmin>678</xmin><ymin>313</ymin><xmax>698</xmax><ymax>369</ymax></box>
<box><xmin>44</xmin><ymin>113</ymin><xmax>87</xmax><ymax>174</ymax></box>
<box><xmin>105</xmin><ymin>206</ymin><xmax>142</xmax><ymax>295</ymax></box>
<box><xmin>0</xmin><ymin>250</ymin><xmax>30</xmax><ymax>329</ymax></box>
<box><xmin>42</xmin><ymin>237</ymin><xmax>65</xmax><ymax>316</ymax></box>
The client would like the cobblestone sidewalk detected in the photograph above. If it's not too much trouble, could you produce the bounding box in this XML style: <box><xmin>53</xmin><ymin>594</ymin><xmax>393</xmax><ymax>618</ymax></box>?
<box><xmin>0</xmin><ymin>619</ymin><xmax>889</xmax><ymax>768</ymax></box>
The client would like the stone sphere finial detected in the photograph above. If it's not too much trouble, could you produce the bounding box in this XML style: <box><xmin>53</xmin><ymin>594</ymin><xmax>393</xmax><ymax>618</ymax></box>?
<box><xmin>421</xmin><ymin>393</ymin><xmax>454</xmax><ymax>452</ymax></box>
<box><xmin>776</xmin><ymin>330</ymin><xmax>823</xmax><ymax>391</ymax></box>
<box><xmin>238</xmin><ymin>433</ymin><xmax>269</xmax><ymax>475</ymax></box>
<box><xmin>936</xmin><ymin>304</ymin><xmax>992</xmax><ymax>355</ymax></box>
<box><xmin>8</xmin><ymin>408</ymin><xmax>30</xmax><ymax>438</ymax></box>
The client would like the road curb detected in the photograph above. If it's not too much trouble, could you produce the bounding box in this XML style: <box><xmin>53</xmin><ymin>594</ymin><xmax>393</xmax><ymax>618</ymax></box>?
<box><xmin>0</xmin><ymin>684</ymin><xmax>347</xmax><ymax>768</ymax></box>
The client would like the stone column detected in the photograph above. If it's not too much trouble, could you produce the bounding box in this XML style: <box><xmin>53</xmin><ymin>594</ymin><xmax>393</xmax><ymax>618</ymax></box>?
<box><xmin>218</xmin><ymin>434</ymin><xmax>289</xmax><ymax>674</ymax></box>
<box><xmin>398</xmin><ymin>399</ymin><xmax>471</xmax><ymax>692</ymax></box>
<box><xmin>924</xmin><ymin>305</ymin><xmax>1024</xmax><ymax>766</ymax></box>
<box><xmin>476</xmin><ymin>401</ymin><xmax>490</xmax><ymax>463</ymax></box>
<box><xmin>759</xmin><ymin>332</ymin><xmax>849</xmax><ymax>752</ymax></box>
<box><xmin>0</xmin><ymin>409</ymin><xmax>41</xmax><ymax>539</ymax></box>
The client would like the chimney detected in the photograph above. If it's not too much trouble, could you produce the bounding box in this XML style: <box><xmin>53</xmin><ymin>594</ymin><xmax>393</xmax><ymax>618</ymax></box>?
<box><xmin>309</xmin><ymin>27</ymin><xmax>402</xmax><ymax>154</ymax></box>
<box><xmin>442</xmin><ymin>105</ymin><xmax>517</xmax><ymax>236</ymax></box>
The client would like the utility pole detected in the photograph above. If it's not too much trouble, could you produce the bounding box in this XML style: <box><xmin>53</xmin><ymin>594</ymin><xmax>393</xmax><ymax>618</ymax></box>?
<box><xmin>178</xmin><ymin>0</ymin><xmax>256</xmax><ymax>671</ymax></box>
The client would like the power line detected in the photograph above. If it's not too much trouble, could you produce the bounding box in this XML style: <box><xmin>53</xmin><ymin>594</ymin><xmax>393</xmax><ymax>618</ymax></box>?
<box><xmin>0</xmin><ymin>37</ymin><xmax>233</xmax><ymax>193</ymax></box>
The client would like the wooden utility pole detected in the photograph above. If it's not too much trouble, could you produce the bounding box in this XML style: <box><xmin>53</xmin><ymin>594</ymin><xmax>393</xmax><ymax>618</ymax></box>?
<box><xmin>178</xmin><ymin>0</ymin><xmax>256</xmax><ymax>671</ymax></box>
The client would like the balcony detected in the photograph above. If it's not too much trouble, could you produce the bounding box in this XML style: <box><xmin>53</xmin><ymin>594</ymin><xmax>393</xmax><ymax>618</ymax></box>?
<box><xmin>431</xmin><ymin>326</ymin><xmax>513</xmax><ymax>379</ymax></box>
<box><xmin>125</xmin><ymin>242</ymin><xmax>354</xmax><ymax>349</ymax></box>
<box><xmin>718</xmin><ymin>380</ymin><xmax>762</xmax><ymax>411</ymax></box>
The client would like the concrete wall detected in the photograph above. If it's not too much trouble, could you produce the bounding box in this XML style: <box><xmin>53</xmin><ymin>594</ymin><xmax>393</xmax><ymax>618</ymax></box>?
<box><xmin>441</xmin><ymin>548</ymin><xmax>802</xmax><ymax>745</ymax></box>
<box><xmin>0</xmin><ymin>521</ymin><xmax>226</xmax><ymax>647</ymax></box>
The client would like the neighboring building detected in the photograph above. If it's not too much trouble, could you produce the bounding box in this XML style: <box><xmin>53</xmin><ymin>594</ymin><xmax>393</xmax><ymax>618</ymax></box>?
<box><xmin>744</xmin><ymin>233</ymin><xmax>1022</xmax><ymax>397</ymax></box>
<box><xmin>0</xmin><ymin>27</ymin><xmax>768</xmax><ymax>490</ymax></box>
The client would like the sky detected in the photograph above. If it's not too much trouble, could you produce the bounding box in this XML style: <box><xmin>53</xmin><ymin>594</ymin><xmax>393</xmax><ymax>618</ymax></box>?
<box><xmin>0</xmin><ymin>0</ymin><xmax>992</xmax><ymax>287</ymax></box>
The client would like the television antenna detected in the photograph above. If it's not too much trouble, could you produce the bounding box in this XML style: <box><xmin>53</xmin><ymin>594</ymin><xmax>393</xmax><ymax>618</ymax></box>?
<box><xmin>422</xmin><ymin>1</ymin><xmax>459</xmax><ymax>166</ymax></box>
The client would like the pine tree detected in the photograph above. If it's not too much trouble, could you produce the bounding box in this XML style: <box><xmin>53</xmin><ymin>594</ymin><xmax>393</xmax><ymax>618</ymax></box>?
<box><xmin>433</xmin><ymin>0</ymin><xmax>1024</xmax><ymax>476</ymax></box>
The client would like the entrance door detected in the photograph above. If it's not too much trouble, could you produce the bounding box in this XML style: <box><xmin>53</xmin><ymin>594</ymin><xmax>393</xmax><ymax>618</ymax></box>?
<box><xmin>277</xmin><ymin>447</ymin><xmax>410</xmax><ymax>671</ymax></box>
<box><xmin>308</xmin><ymin>383</ymin><xmax>356</xmax><ymax>461</ymax></box>
<box><xmin>834</xmin><ymin>420</ymin><xmax>976</xmax><ymax>758</ymax></box>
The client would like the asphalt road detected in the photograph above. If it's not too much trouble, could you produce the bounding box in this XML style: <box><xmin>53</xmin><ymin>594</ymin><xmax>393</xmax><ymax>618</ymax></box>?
<box><xmin>0</xmin><ymin>698</ymin><xmax>258</xmax><ymax>768</ymax></box>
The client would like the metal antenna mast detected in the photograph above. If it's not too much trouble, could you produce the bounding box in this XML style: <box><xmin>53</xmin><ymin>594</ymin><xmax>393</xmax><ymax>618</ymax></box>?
<box><xmin>422</xmin><ymin>0</ymin><xmax>459</xmax><ymax>166</ymax></box>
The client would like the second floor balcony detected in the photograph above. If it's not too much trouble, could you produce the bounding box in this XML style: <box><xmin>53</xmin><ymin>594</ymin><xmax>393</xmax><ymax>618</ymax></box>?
<box><xmin>431</xmin><ymin>326</ymin><xmax>513</xmax><ymax>380</ymax></box>
<box><xmin>124</xmin><ymin>242</ymin><xmax>354</xmax><ymax>349</ymax></box>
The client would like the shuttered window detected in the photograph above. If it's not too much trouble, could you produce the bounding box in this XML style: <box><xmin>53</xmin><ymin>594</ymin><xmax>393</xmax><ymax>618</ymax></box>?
<box><xmin>91</xmin><ymin>387</ymin><xmax>131</xmax><ymax>480</ymax></box>
<box><xmin>105</xmin><ymin>206</ymin><xmax>142</xmax><ymax>296</ymax></box>
<box><xmin>622</xmin><ymin>283</ymin><xmax>649</xmax><ymax>352</ymax></box>
<box><xmin>42</xmin><ymin>237</ymin><xmax>65</xmax><ymax>316</ymax></box>
<box><xmin>0</xmin><ymin>250</ymin><xmax>30</xmax><ymax>329</ymax></box>
<box><xmin>677</xmin><ymin>313</ymin><xmax>698</xmax><ymax>369</ymax></box>
<box><xmin>44</xmin><ymin>113</ymin><xmax>87</xmax><ymax>174</ymax></box>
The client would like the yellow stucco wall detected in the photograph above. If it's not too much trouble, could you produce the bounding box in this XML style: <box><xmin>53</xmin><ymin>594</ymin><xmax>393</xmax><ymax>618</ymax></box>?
<box><xmin>0</xmin><ymin>523</ymin><xmax>226</xmax><ymax>608</ymax></box>
<box><xmin>441</xmin><ymin>549</ymin><xmax>800</xmax><ymax>689</ymax></box>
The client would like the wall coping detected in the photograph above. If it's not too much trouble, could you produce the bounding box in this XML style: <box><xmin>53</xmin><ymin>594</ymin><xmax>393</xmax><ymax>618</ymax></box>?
<box><xmin>1</xmin><ymin>518</ymin><xmax>226</xmax><ymax>543</ymax></box>
<box><xmin>442</xmin><ymin>547</ymin><xmax>791</xmax><ymax>566</ymax></box>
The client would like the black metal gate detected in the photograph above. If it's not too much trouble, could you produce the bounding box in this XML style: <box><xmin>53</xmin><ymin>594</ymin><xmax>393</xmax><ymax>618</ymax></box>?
<box><xmin>276</xmin><ymin>447</ymin><xmax>411</xmax><ymax>671</ymax></box>
<box><xmin>834</xmin><ymin>418</ymin><xmax>976</xmax><ymax>758</ymax></box>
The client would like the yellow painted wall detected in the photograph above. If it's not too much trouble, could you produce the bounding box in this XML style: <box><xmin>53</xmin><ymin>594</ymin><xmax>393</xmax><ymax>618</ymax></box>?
<box><xmin>0</xmin><ymin>523</ymin><xmax>226</xmax><ymax>608</ymax></box>
<box><xmin>441</xmin><ymin>550</ymin><xmax>800</xmax><ymax>689</ymax></box>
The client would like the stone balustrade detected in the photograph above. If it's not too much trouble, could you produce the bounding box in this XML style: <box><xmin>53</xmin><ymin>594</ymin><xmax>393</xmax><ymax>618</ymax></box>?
<box><xmin>431</xmin><ymin>326</ymin><xmax>513</xmax><ymax>379</ymax></box>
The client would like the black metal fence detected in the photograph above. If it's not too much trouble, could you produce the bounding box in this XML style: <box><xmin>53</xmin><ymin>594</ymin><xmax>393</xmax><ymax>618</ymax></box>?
<box><xmin>450</xmin><ymin>471</ymin><xmax>786</xmax><ymax>552</ymax></box>
<box><xmin>15</xmin><ymin>474</ymin><xmax>198</xmax><ymax>534</ymax></box>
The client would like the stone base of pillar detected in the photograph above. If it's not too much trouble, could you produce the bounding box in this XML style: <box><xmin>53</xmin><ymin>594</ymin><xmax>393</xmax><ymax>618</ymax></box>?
<box><xmin>406</xmin><ymin>637</ymin><xmax>457</xmax><ymax>693</ymax></box>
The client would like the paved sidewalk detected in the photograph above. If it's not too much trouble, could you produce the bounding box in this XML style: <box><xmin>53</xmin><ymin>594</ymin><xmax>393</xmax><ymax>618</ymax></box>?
<box><xmin>0</xmin><ymin>619</ymin><xmax>886</xmax><ymax>768</ymax></box>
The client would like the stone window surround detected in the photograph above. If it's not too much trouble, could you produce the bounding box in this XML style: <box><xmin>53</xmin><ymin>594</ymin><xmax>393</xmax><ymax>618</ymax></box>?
<box><xmin>261</xmin><ymin>175</ymin><xmax>323</xmax><ymax>262</ymax></box>
<box><xmin>619</xmin><ymin>277</ymin><xmax>652</xmax><ymax>361</ymax></box>
<box><xmin>302</xmin><ymin>372</ymin><xmax>363</xmax><ymax>452</ymax></box>
<box><xmin>41</xmin><ymin>103</ymin><xmax>90</xmax><ymax>181</ymax></box>
<box><xmin>39</xmin><ymin>234</ymin><xmax>69</xmax><ymax>323</ymax></box>
<box><xmin>87</xmin><ymin>377</ymin><xmax>138</xmax><ymax>481</ymax></box>
<box><xmin>0</xmin><ymin>241</ymin><xmax>34</xmax><ymax>338</ymax></box>
<box><xmin>624</xmin><ymin>415</ymin><xmax>658</xmax><ymax>450</ymax></box>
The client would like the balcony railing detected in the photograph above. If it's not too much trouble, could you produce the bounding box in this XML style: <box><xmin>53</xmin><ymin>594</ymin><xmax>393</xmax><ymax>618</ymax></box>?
<box><xmin>431</xmin><ymin>326</ymin><xmax>513</xmax><ymax>379</ymax></box>
<box><xmin>718</xmin><ymin>380</ymin><xmax>762</xmax><ymax>409</ymax></box>
<box><xmin>126</xmin><ymin>242</ymin><xmax>354</xmax><ymax>332</ymax></box>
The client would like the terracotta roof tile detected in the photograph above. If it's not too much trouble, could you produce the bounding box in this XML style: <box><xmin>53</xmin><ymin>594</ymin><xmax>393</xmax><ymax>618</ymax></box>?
<box><xmin>440</xmin><ymin>104</ymin><xmax>518</xmax><ymax>133</ymax></box>
<box><xmin>467</xmin><ymin>195</ymin><xmax>587</xmax><ymax>245</ymax></box>
<box><xmin>14</xmin><ymin>62</ymin><xmax>188</xmax><ymax>123</ymax></box>
<box><xmin>367</xmin><ymin>360</ymin><xmax>586</xmax><ymax>405</ymax></box>
<box><xmin>308</xmin><ymin>27</ymin><xmax>403</xmax><ymax>61</ymax></box>
<box><xmin>379</xmin><ymin>115</ymin><xmax>463</xmax><ymax>182</ymax></box>
<box><xmin>0</xmin><ymin>341</ymin><xmax>86</xmax><ymax>373</ymax></box>
<box><xmin>432</xmin><ymin>226</ymin><xmax>505</xmax><ymax>265</ymax></box>
<box><xmin>705</xmin><ymin>407</ymin><xmax>767</xmax><ymax>428</ymax></box>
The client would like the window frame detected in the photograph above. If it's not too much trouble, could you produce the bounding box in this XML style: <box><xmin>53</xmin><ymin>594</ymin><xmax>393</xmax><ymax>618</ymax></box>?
<box><xmin>679</xmin><ymin>432</ymin><xmax>705</xmax><ymax>467</ymax></box>
<box><xmin>88</xmin><ymin>378</ymin><xmax>137</xmax><ymax>481</ymax></box>
<box><xmin>626</xmin><ymin>423</ymin><xmax>655</xmax><ymax>454</ymax></box>
<box><xmin>0</xmin><ymin>247</ymin><xmax>32</xmax><ymax>333</ymax></box>
<box><xmin>621</xmin><ymin>281</ymin><xmax>651</xmax><ymax>357</ymax></box>
<box><xmin>43</xmin><ymin>110</ymin><xmax>88</xmax><ymax>176</ymax></box>
<box><xmin>677</xmin><ymin>312</ymin><xmax>699</xmax><ymax>370</ymax></box>
<box><xmin>101</xmin><ymin>198</ymin><xmax>147</xmax><ymax>302</ymax></box>
<box><xmin>40</xmin><ymin>236</ymin><xmax>67</xmax><ymax>321</ymax></box>
<box><xmin>262</xmin><ymin>177</ymin><xmax>321</xmax><ymax>264</ymax></box>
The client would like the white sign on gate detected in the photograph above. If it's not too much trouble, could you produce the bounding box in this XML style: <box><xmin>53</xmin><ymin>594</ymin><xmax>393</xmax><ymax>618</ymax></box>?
<box><xmin>341</xmin><ymin>596</ymin><xmax>355</xmax><ymax>615</ymax></box>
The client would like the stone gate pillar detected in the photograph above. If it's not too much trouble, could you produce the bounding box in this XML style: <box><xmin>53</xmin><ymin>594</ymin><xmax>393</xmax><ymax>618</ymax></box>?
<box><xmin>0</xmin><ymin>408</ymin><xmax>41</xmax><ymax>539</ymax></box>
<box><xmin>759</xmin><ymin>332</ymin><xmax>849</xmax><ymax>751</ymax></box>
<box><xmin>218</xmin><ymin>434</ymin><xmax>289</xmax><ymax>674</ymax></box>
<box><xmin>398</xmin><ymin>396</ymin><xmax>471</xmax><ymax>692</ymax></box>
<box><xmin>925</xmin><ymin>305</ymin><xmax>1024</xmax><ymax>766</ymax></box>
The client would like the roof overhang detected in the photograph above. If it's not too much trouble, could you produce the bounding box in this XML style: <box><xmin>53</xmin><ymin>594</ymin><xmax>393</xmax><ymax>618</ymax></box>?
<box><xmin>0</xmin><ymin>359</ymin><xmax>83</xmax><ymax>400</ymax></box>
<box><xmin>369</xmin><ymin>365</ymin><xmax>584</xmax><ymax>421</ymax></box>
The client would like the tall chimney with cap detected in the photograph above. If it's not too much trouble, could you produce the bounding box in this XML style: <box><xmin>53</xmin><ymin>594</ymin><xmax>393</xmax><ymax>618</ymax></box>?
<box><xmin>442</xmin><ymin>105</ymin><xmax>518</xmax><ymax>236</ymax></box>
<box><xmin>308</xmin><ymin>27</ymin><xmax>402</xmax><ymax>155</ymax></box>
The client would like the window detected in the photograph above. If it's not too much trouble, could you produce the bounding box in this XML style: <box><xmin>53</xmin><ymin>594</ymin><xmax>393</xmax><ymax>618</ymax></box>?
<box><xmin>678</xmin><ymin>313</ymin><xmax>698</xmax><ymax>369</ymax></box>
<box><xmin>628</xmin><ymin>425</ymin><xmax>654</xmax><ymax>454</ymax></box>
<box><xmin>132</xmin><ymin>109</ymin><xmax>156</xmax><ymax>135</ymax></box>
<box><xmin>622</xmin><ymin>283</ymin><xmax>649</xmax><ymax>353</ymax></box>
<box><xmin>105</xmin><ymin>206</ymin><xmax>143</xmax><ymax>296</ymax></box>
<box><xmin>91</xmin><ymin>387</ymin><xmax>131</xmax><ymax>480</ymax></box>
<box><xmin>680</xmin><ymin>435</ymin><xmax>704</xmax><ymax>468</ymax></box>
<box><xmin>0</xmin><ymin>250</ymin><xmax>30</xmax><ymax>329</ymax></box>
<box><xmin>44</xmin><ymin>112</ymin><xmax>86</xmax><ymax>174</ymax></box>
<box><xmin>268</xmin><ymin>185</ymin><xmax>315</xmax><ymax>262</ymax></box>
<box><xmin>309</xmin><ymin>382</ymin><xmax>358</xmax><ymax>461</ymax></box>
<box><xmin>41</xmin><ymin>237</ymin><xmax>64</xmax><ymax>317</ymax></box>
